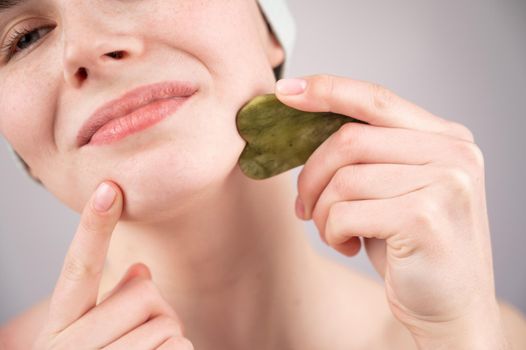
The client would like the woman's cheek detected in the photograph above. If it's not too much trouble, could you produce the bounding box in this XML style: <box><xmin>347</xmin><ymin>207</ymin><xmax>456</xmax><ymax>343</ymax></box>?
<box><xmin>0</xmin><ymin>73</ymin><xmax>51</xmax><ymax>161</ymax></box>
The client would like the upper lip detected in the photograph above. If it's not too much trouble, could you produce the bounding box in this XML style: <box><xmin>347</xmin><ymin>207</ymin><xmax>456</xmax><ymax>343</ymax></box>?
<box><xmin>77</xmin><ymin>80</ymin><xmax>198</xmax><ymax>147</ymax></box>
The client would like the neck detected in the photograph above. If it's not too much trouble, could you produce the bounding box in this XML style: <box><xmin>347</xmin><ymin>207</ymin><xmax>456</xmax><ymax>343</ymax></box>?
<box><xmin>98</xmin><ymin>167</ymin><xmax>320</xmax><ymax>349</ymax></box>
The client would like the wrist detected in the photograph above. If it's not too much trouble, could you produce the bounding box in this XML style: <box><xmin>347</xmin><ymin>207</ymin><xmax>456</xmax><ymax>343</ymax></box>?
<box><xmin>410</xmin><ymin>302</ymin><xmax>510</xmax><ymax>350</ymax></box>
<box><xmin>413</xmin><ymin>327</ymin><xmax>509</xmax><ymax>350</ymax></box>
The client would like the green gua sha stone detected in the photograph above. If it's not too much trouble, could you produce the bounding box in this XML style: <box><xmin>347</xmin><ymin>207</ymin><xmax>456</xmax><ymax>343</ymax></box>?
<box><xmin>236</xmin><ymin>93</ymin><xmax>367</xmax><ymax>180</ymax></box>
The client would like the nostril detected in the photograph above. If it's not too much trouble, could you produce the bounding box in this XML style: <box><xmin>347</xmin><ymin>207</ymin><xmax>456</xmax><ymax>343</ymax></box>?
<box><xmin>75</xmin><ymin>67</ymin><xmax>88</xmax><ymax>81</ymax></box>
<box><xmin>106</xmin><ymin>50</ymin><xmax>126</xmax><ymax>59</ymax></box>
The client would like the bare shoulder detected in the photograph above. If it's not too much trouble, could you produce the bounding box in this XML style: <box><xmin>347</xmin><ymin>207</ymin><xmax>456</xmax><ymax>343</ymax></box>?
<box><xmin>0</xmin><ymin>296</ymin><xmax>51</xmax><ymax>350</ymax></box>
<box><xmin>498</xmin><ymin>300</ymin><xmax>526</xmax><ymax>349</ymax></box>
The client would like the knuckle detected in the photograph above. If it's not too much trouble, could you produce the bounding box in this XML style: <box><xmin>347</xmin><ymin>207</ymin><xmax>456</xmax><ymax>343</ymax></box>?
<box><xmin>441</xmin><ymin>168</ymin><xmax>474</xmax><ymax>213</ymax></box>
<box><xmin>448</xmin><ymin>121</ymin><xmax>475</xmax><ymax>142</ymax></box>
<box><xmin>311</xmin><ymin>200</ymin><xmax>329</xmax><ymax>235</ymax></box>
<box><xmin>62</xmin><ymin>254</ymin><xmax>98</xmax><ymax>281</ymax></box>
<box><xmin>310</xmin><ymin>203</ymin><xmax>323</xmax><ymax>225</ymax></box>
<box><xmin>322</xmin><ymin>74</ymin><xmax>335</xmax><ymax>99</ymax></box>
<box><xmin>324</xmin><ymin>211</ymin><xmax>335</xmax><ymax>244</ymax></box>
<box><xmin>369</xmin><ymin>82</ymin><xmax>396</xmax><ymax>111</ymax></box>
<box><xmin>312</xmin><ymin>74</ymin><xmax>336</xmax><ymax>109</ymax></box>
<box><xmin>78</xmin><ymin>212</ymin><xmax>102</xmax><ymax>235</ymax></box>
<box><xmin>325</xmin><ymin>202</ymin><xmax>346</xmax><ymax>245</ymax></box>
<box><xmin>388</xmin><ymin>235</ymin><xmax>418</xmax><ymax>260</ymax></box>
<box><xmin>411</xmin><ymin>198</ymin><xmax>438</xmax><ymax>233</ymax></box>
<box><xmin>455</xmin><ymin>141</ymin><xmax>485</xmax><ymax>171</ymax></box>
<box><xmin>465</xmin><ymin>143</ymin><xmax>485</xmax><ymax>169</ymax></box>
<box><xmin>443</xmin><ymin>168</ymin><xmax>473</xmax><ymax>195</ymax></box>
<box><xmin>335</xmin><ymin>122</ymin><xmax>364</xmax><ymax>148</ymax></box>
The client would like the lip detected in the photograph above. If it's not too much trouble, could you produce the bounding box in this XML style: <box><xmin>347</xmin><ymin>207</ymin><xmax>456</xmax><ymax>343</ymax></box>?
<box><xmin>77</xmin><ymin>81</ymin><xmax>198</xmax><ymax>147</ymax></box>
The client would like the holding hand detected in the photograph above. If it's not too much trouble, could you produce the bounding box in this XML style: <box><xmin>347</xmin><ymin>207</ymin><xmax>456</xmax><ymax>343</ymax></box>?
<box><xmin>276</xmin><ymin>75</ymin><xmax>508</xmax><ymax>349</ymax></box>
<box><xmin>33</xmin><ymin>182</ymin><xmax>193</xmax><ymax>350</ymax></box>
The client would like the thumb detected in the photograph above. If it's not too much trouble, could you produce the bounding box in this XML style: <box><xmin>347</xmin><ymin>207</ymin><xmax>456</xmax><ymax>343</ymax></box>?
<box><xmin>97</xmin><ymin>263</ymin><xmax>152</xmax><ymax>304</ymax></box>
<box><xmin>364</xmin><ymin>238</ymin><xmax>387</xmax><ymax>279</ymax></box>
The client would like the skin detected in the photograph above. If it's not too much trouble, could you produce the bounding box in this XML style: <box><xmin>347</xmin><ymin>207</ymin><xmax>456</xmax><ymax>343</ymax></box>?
<box><xmin>0</xmin><ymin>0</ymin><xmax>525</xmax><ymax>349</ymax></box>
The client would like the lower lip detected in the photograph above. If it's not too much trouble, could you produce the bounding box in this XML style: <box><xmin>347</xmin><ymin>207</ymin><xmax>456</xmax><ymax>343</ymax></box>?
<box><xmin>88</xmin><ymin>97</ymin><xmax>190</xmax><ymax>146</ymax></box>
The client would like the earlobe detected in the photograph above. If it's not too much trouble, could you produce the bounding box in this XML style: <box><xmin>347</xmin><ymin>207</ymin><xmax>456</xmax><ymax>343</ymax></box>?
<box><xmin>27</xmin><ymin>166</ymin><xmax>40</xmax><ymax>183</ymax></box>
<box><xmin>29</xmin><ymin>168</ymin><xmax>40</xmax><ymax>182</ymax></box>
<box><xmin>268</xmin><ymin>30</ymin><xmax>285</xmax><ymax>70</ymax></box>
<box><xmin>26</xmin><ymin>165</ymin><xmax>42</xmax><ymax>185</ymax></box>
<box><xmin>257</xmin><ymin>2</ymin><xmax>285</xmax><ymax>71</ymax></box>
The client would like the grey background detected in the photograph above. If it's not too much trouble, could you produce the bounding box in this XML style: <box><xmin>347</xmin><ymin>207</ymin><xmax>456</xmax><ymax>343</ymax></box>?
<box><xmin>1</xmin><ymin>0</ymin><xmax>525</xmax><ymax>324</ymax></box>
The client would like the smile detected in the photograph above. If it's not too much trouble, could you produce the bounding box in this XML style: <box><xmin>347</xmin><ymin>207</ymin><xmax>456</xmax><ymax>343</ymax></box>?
<box><xmin>77</xmin><ymin>81</ymin><xmax>198</xmax><ymax>147</ymax></box>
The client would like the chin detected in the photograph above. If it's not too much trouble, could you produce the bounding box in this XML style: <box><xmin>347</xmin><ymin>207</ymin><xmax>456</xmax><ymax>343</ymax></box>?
<box><xmin>108</xmin><ymin>134</ymin><xmax>244</xmax><ymax>223</ymax></box>
<box><xmin>61</xmin><ymin>90</ymin><xmax>248</xmax><ymax>219</ymax></box>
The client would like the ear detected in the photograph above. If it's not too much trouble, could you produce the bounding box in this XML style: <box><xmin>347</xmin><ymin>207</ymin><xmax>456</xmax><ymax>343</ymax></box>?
<box><xmin>28</xmin><ymin>167</ymin><xmax>41</xmax><ymax>184</ymax></box>
<box><xmin>265</xmin><ymin>26</ymin><xmax>285</xmax><ymax>70</ymax></box>
<box><xmin>12</xmin><ymin>150</ymin><xmax>42</xmax><ymax>184</ymax></box>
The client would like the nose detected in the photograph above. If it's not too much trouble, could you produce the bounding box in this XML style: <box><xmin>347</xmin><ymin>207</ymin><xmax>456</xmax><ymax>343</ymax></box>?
<box><xmin>62</xmin><ymin>14</ymin><xmax>145</xmax><ymax>88</ymax></box>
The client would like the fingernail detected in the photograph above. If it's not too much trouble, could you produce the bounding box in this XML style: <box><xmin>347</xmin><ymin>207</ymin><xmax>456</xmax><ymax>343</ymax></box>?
<box><xmin>276</xmin><ymin>78</ymin><xmax>307</xmax><ymax>95</ymax></box>
<box><xmin>93</xmin><ymin>182</ymin><xmax>117</xmax><ymax>212</ymax></box>
<box><xmin>295</xmin><ymin>195</ymin><xmax>305</xmax><ymax>220</ymax></box>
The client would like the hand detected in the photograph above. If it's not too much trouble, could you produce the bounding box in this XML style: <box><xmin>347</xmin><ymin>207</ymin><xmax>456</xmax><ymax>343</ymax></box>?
<box><xmin>32</xmin><ymin>181</ymin><xmax>194</xmax><ymax>350</ymax></box>
<box><xmin>276</xmin><ymin>75</ymin><xmax>509</xmax><ymax>349</ymax></box>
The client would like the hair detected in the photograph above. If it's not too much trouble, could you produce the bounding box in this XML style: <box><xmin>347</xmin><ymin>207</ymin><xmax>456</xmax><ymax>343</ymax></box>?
<box><xmin>261</xmin><ymin>6</ymin><xmax>284</xmax><ymax>81</ymax></box>
<box><xmin>0</xmin><ymin>0</ymin><xmax>23</xmax><ymax>9</ymax></box>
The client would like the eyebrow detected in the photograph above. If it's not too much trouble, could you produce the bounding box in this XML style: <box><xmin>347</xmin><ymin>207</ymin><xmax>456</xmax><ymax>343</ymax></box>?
<box><xmin>0</xmin><ymin>0</ymin><xmax>26</xmax><ymax>13</ymax></box>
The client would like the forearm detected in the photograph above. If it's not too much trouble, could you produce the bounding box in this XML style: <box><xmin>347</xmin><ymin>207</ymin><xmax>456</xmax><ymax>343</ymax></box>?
<box><xmin>413</xmin><ymin>329</ymin><xmax>510</xmax><ymax>350</ymax></box>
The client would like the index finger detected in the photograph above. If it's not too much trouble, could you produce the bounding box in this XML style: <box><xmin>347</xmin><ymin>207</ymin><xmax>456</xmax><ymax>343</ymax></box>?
<box><xmin>275</xmin><ymin>74</ymin><xmax>474</xmax><ymax>142</ymax></box>
<box><xmin>47</xmin><ymin>181</ymin><xmax>123</xmax><ymax>334</ymax></box>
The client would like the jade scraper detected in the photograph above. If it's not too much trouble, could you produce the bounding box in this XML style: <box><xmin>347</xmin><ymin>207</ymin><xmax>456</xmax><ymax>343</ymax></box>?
<box><xmin>236</xmin><ymin>93</ymin><xmax>367</xmax><ymax>180</ymax></box>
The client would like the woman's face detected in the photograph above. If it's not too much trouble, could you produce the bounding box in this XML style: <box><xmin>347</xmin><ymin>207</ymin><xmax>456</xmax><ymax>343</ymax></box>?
<box><xmin>0</xmin><ymin>0</ymin><xmax>284</xmax><ymax>220</ymax></box>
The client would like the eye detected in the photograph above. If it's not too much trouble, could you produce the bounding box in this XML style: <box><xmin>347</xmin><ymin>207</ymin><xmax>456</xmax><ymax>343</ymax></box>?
<box><xmin>1</xmin><ymin>25</ymin><xmax>55</xmax><ymax>61</ymax></box>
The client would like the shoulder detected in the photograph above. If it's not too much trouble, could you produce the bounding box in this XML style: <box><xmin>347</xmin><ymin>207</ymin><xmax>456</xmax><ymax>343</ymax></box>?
<box><xmin>0</xmin><ymin>296</ymin><xmax>51</xmax><ymax>350</ymax></box>
<box><xmin>498</xmin><ymin>300</ymin><xmax>526</xmax><ymax>349</ymax></box>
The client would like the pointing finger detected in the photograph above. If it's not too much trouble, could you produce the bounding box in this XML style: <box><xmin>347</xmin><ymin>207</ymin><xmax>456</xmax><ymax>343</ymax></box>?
<box><xmin>47</xmin><ymin>181</ymin><xmax>123</xmax><ymax>333</ymax></box>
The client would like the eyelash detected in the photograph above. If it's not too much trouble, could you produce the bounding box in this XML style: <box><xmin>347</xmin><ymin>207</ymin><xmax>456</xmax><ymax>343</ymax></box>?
<box><xmin>1</xmin><ymin>25</ymin><xmax>55</xmax><ymax>62</ymax></box>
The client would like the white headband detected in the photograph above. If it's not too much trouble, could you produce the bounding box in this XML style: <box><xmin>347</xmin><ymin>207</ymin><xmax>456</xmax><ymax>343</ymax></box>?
<box><xmin>258</xmin><ymin>0</ymin><xmax>296</xmax><ymax>78</ymax></box>
<box><xmin>3</xmin><ymin>0</ymin><xmax>296</xmax><ymax>183</ymax></box>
